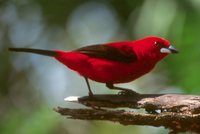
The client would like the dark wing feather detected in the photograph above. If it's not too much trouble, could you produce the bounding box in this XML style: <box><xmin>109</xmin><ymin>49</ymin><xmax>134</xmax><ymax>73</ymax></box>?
<box><xmin>74</xmin><ymin>44</ymin><xmax>137</xmax><ymax>63</ymax></box>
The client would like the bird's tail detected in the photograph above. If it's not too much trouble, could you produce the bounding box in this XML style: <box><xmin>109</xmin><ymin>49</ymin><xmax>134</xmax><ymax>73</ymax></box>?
<box><xmin>8</xmin><ymin>48</ymin><xmax>57</xmax><ymax>57</ymax></box>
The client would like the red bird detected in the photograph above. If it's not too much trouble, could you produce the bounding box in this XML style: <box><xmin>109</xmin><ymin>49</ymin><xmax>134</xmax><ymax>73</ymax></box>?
<box><xmin>9</xmin><ymin>36</ymin><xmax>178</xmax><ymax>96</ymax></box>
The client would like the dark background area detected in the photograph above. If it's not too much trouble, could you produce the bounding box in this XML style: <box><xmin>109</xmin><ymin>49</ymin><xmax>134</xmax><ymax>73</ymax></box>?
<box><xmin>1</xmin><ymin>0</ymin><xmax>200</xmax><ymax>133</ymax></box>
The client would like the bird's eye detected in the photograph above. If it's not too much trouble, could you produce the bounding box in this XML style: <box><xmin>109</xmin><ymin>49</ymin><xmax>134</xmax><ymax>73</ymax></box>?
<box><xmin>154</xmin><ymin>41</ymin><xmax>163</xmax><ymax>47</ymax></box>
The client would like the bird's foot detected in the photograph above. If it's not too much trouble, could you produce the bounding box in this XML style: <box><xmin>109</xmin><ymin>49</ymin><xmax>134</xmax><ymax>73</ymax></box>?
<box><xmin>88</xmin><ymin>91</ymin><xmax>94</xmax><ymax>97</ymax></box>
<box><xmin>118</xmin><ymin>89</ymin><xmax>139</xmax><ymax>96</ymax></box>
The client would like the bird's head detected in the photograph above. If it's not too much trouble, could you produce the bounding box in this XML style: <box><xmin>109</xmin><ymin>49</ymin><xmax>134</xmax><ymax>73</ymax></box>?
<box><xmin>134</xmin><ymin>36</ymin><xmax>178</xmax><ymax>62</ymax></box>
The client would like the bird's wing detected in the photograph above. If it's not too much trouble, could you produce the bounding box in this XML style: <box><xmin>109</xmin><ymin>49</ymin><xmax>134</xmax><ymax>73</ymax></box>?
<box><xmin>74</xmin><ymin>44</ymin><xmax>137</xmax><ymax>63</ymax></box>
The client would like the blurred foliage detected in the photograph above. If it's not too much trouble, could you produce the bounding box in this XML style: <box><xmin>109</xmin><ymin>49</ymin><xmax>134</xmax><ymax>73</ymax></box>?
<box><xmin>1</xmin><ymin>0</ymin><xmax>200</xmax><ymax>134</ymax></box>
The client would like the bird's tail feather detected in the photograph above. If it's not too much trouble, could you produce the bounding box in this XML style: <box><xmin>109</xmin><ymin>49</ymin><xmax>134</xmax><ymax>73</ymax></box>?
<box><xmin>8</xmin><ymin>48</ymin><xmax>57</xmax><ymax>57</ymax></box>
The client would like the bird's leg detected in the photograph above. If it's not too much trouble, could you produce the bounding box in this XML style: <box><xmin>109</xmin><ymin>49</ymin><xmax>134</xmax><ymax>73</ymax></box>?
<box><xmin>106</xmin><ymin>83</ymin><xmax>139</xmax><ymax>96</ymax></box>
<box><xmin>84</xmin><ymin>77</ymin><xmax>93</xmax><ymax>96</ymax></box>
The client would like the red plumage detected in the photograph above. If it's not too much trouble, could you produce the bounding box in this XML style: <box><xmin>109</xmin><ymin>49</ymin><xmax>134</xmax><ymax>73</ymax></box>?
<box><xmin>9</xmin><ymin>36</ymin><xmax>178</xmax><ymax>96</ymax></box>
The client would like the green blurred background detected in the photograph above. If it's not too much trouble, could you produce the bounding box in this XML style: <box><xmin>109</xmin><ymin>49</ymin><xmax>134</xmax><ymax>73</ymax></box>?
<box><xmin>1</xmin><ymin>0</ymin><xmax>200</xmax><ymax>134</ymax></box>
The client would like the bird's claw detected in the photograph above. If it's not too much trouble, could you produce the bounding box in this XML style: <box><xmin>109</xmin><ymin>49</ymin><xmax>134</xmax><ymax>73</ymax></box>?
<box><xmin>118</xmin><ymin>89</ymin><xmax>139</xmax><ymax>96</ymax></box>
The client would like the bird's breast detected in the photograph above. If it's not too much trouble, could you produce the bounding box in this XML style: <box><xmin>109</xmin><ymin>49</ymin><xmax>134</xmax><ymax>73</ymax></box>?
<box><xmin>85</xmin><ymin>59</ymin><xmax>156</xmax><ymax>83</ymax></box>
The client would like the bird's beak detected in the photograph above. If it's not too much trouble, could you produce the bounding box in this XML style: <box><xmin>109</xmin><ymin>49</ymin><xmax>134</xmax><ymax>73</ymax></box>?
<box><xmin>160</xmin><ymin>45</ymin><xmax>179</xmax><ymax>54</ymax></box>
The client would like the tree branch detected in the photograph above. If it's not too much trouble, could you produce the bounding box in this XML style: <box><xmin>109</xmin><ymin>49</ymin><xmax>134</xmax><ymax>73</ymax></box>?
<box><xmin>54</xmin><ymin>94</ymin><xmax>200</xmax><ymax>133</ymax></box>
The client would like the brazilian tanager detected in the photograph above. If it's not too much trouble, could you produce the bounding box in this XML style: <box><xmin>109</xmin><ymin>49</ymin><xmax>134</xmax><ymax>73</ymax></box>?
<box><xmin>9</xmin><ymin>36</ymin><xmax>178</xmax><ymax>96</ymax></box>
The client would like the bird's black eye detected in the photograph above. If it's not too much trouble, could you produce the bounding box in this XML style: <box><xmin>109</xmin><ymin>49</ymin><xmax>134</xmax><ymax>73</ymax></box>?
<box><xmin>154</xmin><ymin>41</ymin><xmax>163</xmax><ymax>47</ymax></box>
